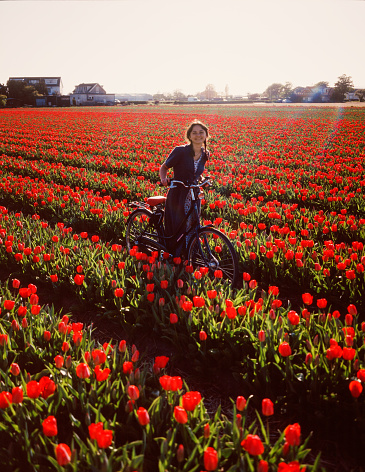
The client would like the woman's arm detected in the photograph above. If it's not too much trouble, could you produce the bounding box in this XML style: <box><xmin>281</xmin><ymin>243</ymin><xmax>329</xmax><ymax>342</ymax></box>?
<box><xmin>159</xmin><ymin>163</ymin><xmax>169</xmax><ymax>186</ymax></box>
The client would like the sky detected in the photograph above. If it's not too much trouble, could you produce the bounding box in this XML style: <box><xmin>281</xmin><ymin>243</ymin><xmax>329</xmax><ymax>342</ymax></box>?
<box><xmin>1</xmin><ymin>0</ymin><xmax>365</xmax><ymax>96</ymax></box>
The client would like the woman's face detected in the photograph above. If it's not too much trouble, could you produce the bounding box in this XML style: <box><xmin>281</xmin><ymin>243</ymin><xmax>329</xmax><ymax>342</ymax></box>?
<box><xmin>189</xmin><ymin>125</ymin><xmax>207</xmax><ymax>145</ymax></box>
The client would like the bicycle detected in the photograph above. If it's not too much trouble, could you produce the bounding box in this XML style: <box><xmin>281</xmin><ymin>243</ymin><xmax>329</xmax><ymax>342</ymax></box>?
<box><xmin>125</xmin><ymin>178</ymin><xmax>239</xmax><ymax>286</ymax></box>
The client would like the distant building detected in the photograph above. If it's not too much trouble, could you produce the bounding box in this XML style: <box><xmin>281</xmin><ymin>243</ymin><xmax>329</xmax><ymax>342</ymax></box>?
<box><xmin>344</xmin><ymin>91</ymin><xmax>360</xmax><ymax>101</ymax></box>
<box><xmin>70</xmin><ymin>83</ymin><xmax>115</xmax><ymax>106</ymax></box>
<box><xmin>8</xmin><ymin>77</ymin><xmax>63</xmax><ymax>95</ymax></box>
<box><xmin>115</xmin><ymin>93</ymin><xmax>153</xmax><ymax>103</ymax></box>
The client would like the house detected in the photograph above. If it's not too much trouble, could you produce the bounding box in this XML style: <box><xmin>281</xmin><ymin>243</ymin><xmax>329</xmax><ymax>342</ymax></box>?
<box><xmin>8</xmin><ymin>77</ymin><xmax>63</xmax><ymax>95</ymax></box>
<box><xmin>70</xmin><ymin>83</ymin><xmax>115</xmax><ymax>106</ymax></box>
<box><xmin>344</xmin><ymin>91</ymin><xmax>360</xmax><ymax>102</ymax></box>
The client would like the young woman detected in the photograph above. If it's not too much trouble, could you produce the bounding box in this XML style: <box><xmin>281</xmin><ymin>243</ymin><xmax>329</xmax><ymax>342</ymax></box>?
<box><xmin>159</xmin><ymin>120</ymin><xmax>210</xmax><ymax>256</ymax></box>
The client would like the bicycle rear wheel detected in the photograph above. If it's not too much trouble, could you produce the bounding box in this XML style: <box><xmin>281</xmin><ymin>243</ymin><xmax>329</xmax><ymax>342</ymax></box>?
<box><xmin>187</xmin><ymin>228</ymin><xmax>239</xmax><ymax>286</ymax></box>
<box><xmin>125</xmin><ymin>209</ymin><xmax>162</xmax><ymax>254</ymax></box>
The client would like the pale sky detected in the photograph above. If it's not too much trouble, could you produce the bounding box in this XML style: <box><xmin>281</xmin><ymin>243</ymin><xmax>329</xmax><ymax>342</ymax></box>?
<box><xmin>1</xmin><ymin>0</ymin><xmax>364</xmax><ymax>96</ymax></box>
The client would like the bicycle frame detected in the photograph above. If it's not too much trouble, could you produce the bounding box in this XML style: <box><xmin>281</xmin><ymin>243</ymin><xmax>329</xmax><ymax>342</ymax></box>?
<box><xmin>155</xmin><ymin>180</ymin><xmax>214</xmax><ymax>258</ymax></box>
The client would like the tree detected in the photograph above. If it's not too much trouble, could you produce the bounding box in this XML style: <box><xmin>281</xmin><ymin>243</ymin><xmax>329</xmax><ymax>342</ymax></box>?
<box><xmin>332</xmin><ymin>74</ymin><xmax>354</xmax><ymax>102</ymax></box>
<box><xmin>264</xmin><ymin>83</ymin><xmax>283</xmax><ymax>101</ymax></box>
<box><xmin>280</xmin><ymin>82</ymin><xmax>293</xmax><ymax>100</ymax></box>
<box><xmin>314</xmin><ymin>81</ymin><xmax>329</xmax><ymax>88</ymax></box>
<box><xmin>33</xmin><ymin>79</ymin><xmax>48</xmax><ymax>96</ymax></box>
<box><xmin>7</xmin><ymin>79</ymin><xmax>42</xmax><ymax>105</ymax></box>
<box><xmin>0</xmin><ymin>83</ymin><xmax>8</xmax><ymax>96</ymax></box>
<box><xmin>172</xmin><ymin>89</ymin><xmax>186</xmax><ymax>101</ymax></box>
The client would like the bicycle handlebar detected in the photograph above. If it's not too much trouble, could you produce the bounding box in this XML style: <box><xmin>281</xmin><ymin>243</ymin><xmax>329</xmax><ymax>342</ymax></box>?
<box><xmin>170</xmin><ymin>178</ymin><xmax>211</xmax><ymax>189</ymax></box>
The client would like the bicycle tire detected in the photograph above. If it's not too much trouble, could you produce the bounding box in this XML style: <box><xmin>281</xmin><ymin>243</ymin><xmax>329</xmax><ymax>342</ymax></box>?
<box><xmin>125</xmin><ymin>208</ymin><xmax>161</xmax><ymax>254</ymax></box>
<box><xmin>187</xmin><ymin>228</ymin><xmax>239</xmax><ymax>286</ymax></box>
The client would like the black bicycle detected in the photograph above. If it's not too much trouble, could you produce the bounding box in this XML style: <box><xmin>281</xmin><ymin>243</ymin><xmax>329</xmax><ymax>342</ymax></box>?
<box><xmin>125</xmin><ymin>178</ymin><xmax>239</xmax><ymax>286</ymax></box>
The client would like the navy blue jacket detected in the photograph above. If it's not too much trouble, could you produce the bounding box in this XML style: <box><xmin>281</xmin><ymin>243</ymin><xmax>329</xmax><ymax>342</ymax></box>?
<box><xmin>164</xmin><ymin>144</ymin><xmax>208</xmax><ymax>184</ymax></box>
<box><xmin>163</xmin><ymin>144</ymin><xmax>209</xmax><ymax>254</ymax></box>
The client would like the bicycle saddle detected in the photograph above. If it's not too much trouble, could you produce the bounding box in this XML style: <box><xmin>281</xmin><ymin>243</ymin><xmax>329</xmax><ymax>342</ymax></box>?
<box><xmin>147</xmin><ymin>196</ymin><xmax>167</xmax><ymax>207</ymax></box>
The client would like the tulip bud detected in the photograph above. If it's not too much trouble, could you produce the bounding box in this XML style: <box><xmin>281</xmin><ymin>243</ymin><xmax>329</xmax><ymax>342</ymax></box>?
<box><xmin>175</xmin><ymin>444</ymin><xmax>184</xmax><ymax>464</ymax></box>
<box><xmin>262</xmin><ymin>398</ymin><xmax>274</xmax><ymax>416</ymax></box>
<box><xmin>65</xmin><ymin>355</ymin><xmax>72</xmax><ymax>369</ymax></box>
<box><xmin>236</xmin><ymin>396</ymin><xmax>246</xmax><ymax>411</ymax></box>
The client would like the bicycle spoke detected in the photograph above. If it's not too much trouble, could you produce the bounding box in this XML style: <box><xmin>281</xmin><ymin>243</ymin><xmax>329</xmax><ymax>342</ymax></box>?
<box><xmin>188</xmin><ymin>228</ymin><xmax>239</xmax><ymax>286</ymax></box>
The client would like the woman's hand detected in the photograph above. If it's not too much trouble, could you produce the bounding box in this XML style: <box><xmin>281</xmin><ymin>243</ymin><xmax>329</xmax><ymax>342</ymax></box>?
<box><xmin>159</xmin><ymin>164</ymin><xmax>169</xmax><ymax>186</ymax></box>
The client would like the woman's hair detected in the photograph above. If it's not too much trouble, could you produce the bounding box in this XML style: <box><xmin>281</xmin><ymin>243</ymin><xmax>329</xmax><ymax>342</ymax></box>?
<box><xmin>185</xmin><ymin>120</ymin><xmax>209</xmax><ymax>155</ymax></box>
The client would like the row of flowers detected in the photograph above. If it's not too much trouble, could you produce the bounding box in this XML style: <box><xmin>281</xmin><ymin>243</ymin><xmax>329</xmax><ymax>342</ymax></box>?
<box><xmin>0</xmin><ymin>281</ymin><xmax>318</xmax><ymax>471</ymax></box>
<box><xmin>1</xmin><ymin>206</ymin><xmax>365</xmax><ymax>411</ymax></box>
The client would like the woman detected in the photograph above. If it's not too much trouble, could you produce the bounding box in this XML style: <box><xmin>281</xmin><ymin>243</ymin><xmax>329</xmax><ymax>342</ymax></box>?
<box><xmin>159</xmin><ymin>120</ymin><xmax>210</xmax><ymax>256</ymax></box>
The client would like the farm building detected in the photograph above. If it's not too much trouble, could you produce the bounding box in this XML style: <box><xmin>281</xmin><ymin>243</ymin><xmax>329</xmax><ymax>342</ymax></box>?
<box><xmin>70</xmin><ymin>83</ymin><xmax>115</xmax><ymax>106</ymax></box>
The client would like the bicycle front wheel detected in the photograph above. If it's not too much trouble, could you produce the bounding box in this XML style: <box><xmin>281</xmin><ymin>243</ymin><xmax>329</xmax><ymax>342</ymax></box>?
<box><xmin>187</xmin><ymin>228</ymin><xmax>239</xmax><ymax>286</ymax></box>
<box><xmin>125</xmin><ymin>208</ymin><xmax>161</xmax><ymax>254</ymax></box>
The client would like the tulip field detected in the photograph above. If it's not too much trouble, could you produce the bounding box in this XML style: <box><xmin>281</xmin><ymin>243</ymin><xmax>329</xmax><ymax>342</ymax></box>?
<box><xmin>0</xmin><ymin>104</ymin><xmax>365</xmax><ymax>471</ymax></box>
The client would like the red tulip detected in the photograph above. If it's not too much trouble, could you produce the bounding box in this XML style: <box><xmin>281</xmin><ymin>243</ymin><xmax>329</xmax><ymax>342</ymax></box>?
<box><xmin>0</xmin><ymin>391</ymin><xmax>12</xmax><ymax>409</ymax></box>
<box><xmin>262</xmin><ymin>398</ymin><xmax>274</xmax><ymax>416</ymax></box>
<box><xmin>170</xmin><ymin>313</ymin><xmax>178</xmax><ymax>323</ymax></box>
<box><xmin>279</xmin><ymin>342</ymin><xmax>292</xmax><ymax>357</ymax></box>
<box><xmin>42</xmin><ymin>415</ymin><xmax>58</xmax><ymax>436</ymax></box>
<box><xmin>199</xmin><ymin>330</ymin><xmax>207</xmax><ymax>341</ymax></box>
<box><xmin>236</xmin><ymin>396</ymin><xmax>246</xmax><ymax>411</ymax></box>
<box><xmin>137</xmin><ymin>407</ymin><xmax>150</xmax><ymax>426</ymax></box>
<box><xmin>174</xmin><ymin>406</ymin><xmax>188</xmax><ymax>424</ymax></box>
<box><xmin>12</xmin><ymin>386</ymin><xmax>23</xmax><ymax>404</ymax></box>
<box><xmin>258</xmin><ymin>460</ymin><xmax>269</xmax><ymax>472</ymax></box>
<box><xmin>204</xmin><ymin>446</ymin><xmax>218</xmax><ymax>471</ymax></box>
<box><xmin>44</xmin><ymin>330</ymin><xmax>51</xmax><ymax>341</ymax></box>
<box><xmin>55</xmin><ymin>443</ymin><xmax>71</xmax><ymax>466</ymax></box>
<box><xmin>9</xmin><ymin>363</ymin><xmax>20</xmax><ymax>376</ymax></box>
<box><xmin>317</xmin><ymin>298</ymin><xmax>327</xmax><ymax>309</ymax></box>
<box><xmin>74</xmin><ymin>274</ymin><xmax>85</xmax><ymax>285</ymax></box>
<box><xmin>349</xmin><ymin>380</ymin><xmax>363</xmax><ymax>398</ymax></box>
<box><xmin>114</xmin><ymin>288</ymin><xmax>124</xmax><ymax>297</ymax></box>
<box><xmin>96</xmin><ymin>429</ymin><xmax>113</xmax><ymax>448</ymax></box>
<box><xmin>127</xmin><ymin>385</ymin><xmax>140</xmax><ymax>400</ymax></box>
<box><xmin>39</xmin><ymin>376</ymin><xmax>56</xmax><ymax>399</ymax></box>
<box><xmin>154</xmin><ymin>356</ymin><xmax>169</xmax><ymax>368</ymax></box>
<box><xmin>241</xmin><ymin>434</ymin><xmax>264</xmax><ymax>455</ymax></box>
<box><xmin>76</xmin><ymin>363</ymin><xmax>90</xmax><ymax>379</ymax></box>
<box><xmin>27</xmin><ymin>380</ymin><xmax>41</xmax><ymax>398</ymax></box>
<box><xmin>94</xmin><ymin>365</ymin><xmax>111</xmax><ymax>381</ymax></box>
<box><xmin>182</xmin><ymin>391</ymin><xmax>201</xmax><ymax>411</ymax></box>
<box><xmin>3</xmin><ymin>300</ymin><xmax>15</xmax><ymax>310</ymax></box>
<box><xmin>89</xmin><ymin>422</ymin><xmax>104</xmax><ymax>440</ymax></box>
<box><xmin>284</xmin><ymin>423</ymin><xmax>301</xmax><ymax>446</ymax></box>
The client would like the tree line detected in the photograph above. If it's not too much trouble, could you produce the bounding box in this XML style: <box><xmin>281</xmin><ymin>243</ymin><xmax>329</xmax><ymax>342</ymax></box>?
<box><xmin>153</xmin><ymin>75</ymin><xmax>363</xmax><ymax>103</ymax></box>
<box><xmin>260</xmin><ymin>75</ymin><xmax>363</xmax><ymax>103</ymax></box>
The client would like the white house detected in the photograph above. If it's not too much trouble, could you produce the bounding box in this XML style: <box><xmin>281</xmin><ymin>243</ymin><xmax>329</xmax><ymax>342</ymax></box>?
<box><xmin>344</xmin><ymin>91</ymin><xmax>360</xmax><ymax>102</ymax></box>
<box><xmin>70</xmin><ymin>83</ymin><xmax>115</xmax><ymax>106</ymax></box>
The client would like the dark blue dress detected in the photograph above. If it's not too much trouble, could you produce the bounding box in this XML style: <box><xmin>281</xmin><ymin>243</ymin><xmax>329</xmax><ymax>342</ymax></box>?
<box><xmin>163</xmin><ymin>144</ymin><xmax>208</xmax><ymax>255</ymax></box>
